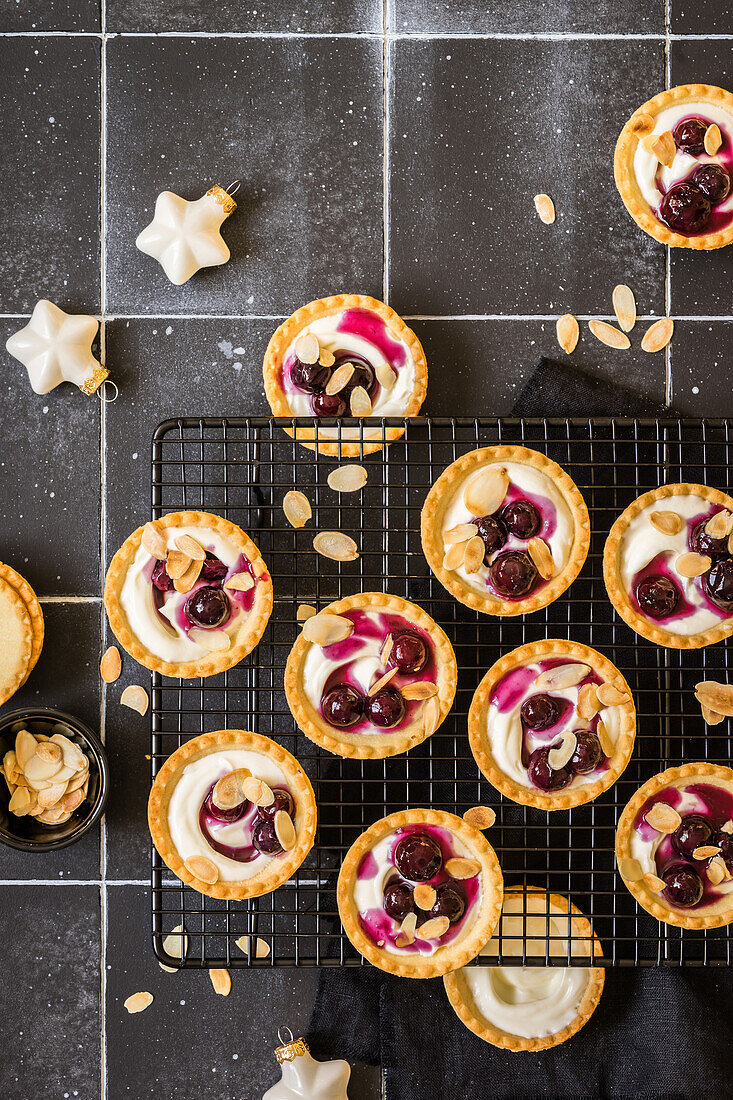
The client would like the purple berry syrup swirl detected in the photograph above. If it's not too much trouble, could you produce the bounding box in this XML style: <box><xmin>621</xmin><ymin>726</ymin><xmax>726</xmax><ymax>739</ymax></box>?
<box><xmin>198</xmin><ymin>780</ymin><xmax>295</xmax><ymax>864</ymax></box>
<box><xmin>489</xmin><ymin>658</ymin><xmax>610</xmax><ymax>792</ymax></box>
<box><xmin>317</xmin><ymin>610</ymin><xmax>437</xmax><ymax>735</ymax></box>
<box><xmin>651</xmin><ymin>114</ymin><xmax>733</xmax><ymax>237</ymax></box>
<box><xmin>355</xmin><ymin>824</ymin><xmax>481</xmax><ymax>954</ymax></box>
<box><xmin>634</xmin><ymin>783</ymin><xmax>733</xmax><ymax>909</ymax></box>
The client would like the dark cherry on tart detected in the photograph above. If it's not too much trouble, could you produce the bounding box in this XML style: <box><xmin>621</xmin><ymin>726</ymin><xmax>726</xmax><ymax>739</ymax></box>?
<box><xmin>150</xmin><ymin>543</ymin><xmax>259</xmax><ymax>641</ymax></box>
<box><xmin>199</xmin><ymin>769</ymin><xmax>297</xmax><ymax>864</ymax></box>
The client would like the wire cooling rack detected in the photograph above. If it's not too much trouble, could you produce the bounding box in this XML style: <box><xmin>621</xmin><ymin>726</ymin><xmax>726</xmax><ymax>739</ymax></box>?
<box><xmin>150</xmin><ymin>417</ymin><xmax>733</xmax><ymax>968</ymax></box>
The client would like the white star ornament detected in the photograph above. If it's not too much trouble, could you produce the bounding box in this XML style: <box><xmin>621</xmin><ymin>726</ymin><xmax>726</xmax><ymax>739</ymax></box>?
<box><xmin>135</xmin><ymin>185</ymin><xmax>237</xmax><ymax>285</ymax></box>
<box><xmin>6</xmin><ymin>300</ymin><xmax>108</xmax><ymax>396</ymax></box>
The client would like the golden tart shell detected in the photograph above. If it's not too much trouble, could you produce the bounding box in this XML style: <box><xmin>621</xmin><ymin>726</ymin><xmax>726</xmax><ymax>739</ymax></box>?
<box><xmin>0</xmin><ymin>561</ymin><xmax>44</xmax><ymax>704</ymax></box>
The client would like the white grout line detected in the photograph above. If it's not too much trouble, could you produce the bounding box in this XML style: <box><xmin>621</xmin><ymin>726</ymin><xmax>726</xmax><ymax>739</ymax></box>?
<box><xmin>381</xmin><ymin>0</ymin><xmax>390</xmax><ymax>304</ymax></box>
<box><xmin>664</xmin><ymin>0</ymin><xmax>672</xmax><ymax>406</ymax></box>
<box><xmin>4</xmin><ymin>30</ymin><xmax>733</xmax><ymax>41</ymax></box>
<box><xmin>38</xmin><ymin>595</ymin><xmax>102</xmax><ymax>603</ymax></box>
<box><xmin>0</xmin><ymin>879</ymin><xmax>149</xmax><ymax>886</ymax></box>
<box><xmin>99</xmin><ymin>10</ymin><xmax>109</xmax><ymax>1097</ymax></box>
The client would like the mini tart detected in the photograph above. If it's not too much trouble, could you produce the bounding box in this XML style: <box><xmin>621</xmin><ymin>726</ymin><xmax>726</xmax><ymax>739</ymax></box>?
<box><xmin>284</xmin><ymin>592</ymin><xmax>457</xmax><ymax>759</ymax></box>
<box><xmin>615</xmin><ymin>84</ymin><xmax>733</xmax><ymax>250</ymax></box>
<box><xmin>421</xmin><ymin>445</ymin><xmax>589</xmax><ymax>617</ymax></box>
<box><xmin>0</xmin><ymin>562</ymin><xmax>44</xmax><ymax>705</ymax></box>
<box><xmin>616</xmin><ymin>763</ymin><xmax>733</xmax><ymax>930</ymax></box>
<box><xmin>603</xmin><ymin>483</ymin><xmax>733</xmax><ymax>650</ymax></box>
<box><xmin>262</xmin><ymin>294</ymin><xmax>428</xmax><ymax>458</ymax></box>
<box><xmin>148</xmin><ymin>729</ymin><xmax>316</xmax><ymax>901</ymax></box>
<box><xmin>104</xmin><ymin>511</ymin><xmax>273</xmax><ymax>678</ymax></box>
<box><xmin>337</xmin><ymin>808</ymin><xmax>503</xmax><ymax>979</ymax></box>
<box><xmin>468</xmin><ymin>639</ymin><xmax>636</xmax><ymax>811</ymax></box>
<box><xmin>444</xmin><ymin>887</ymin><xmax>605</xmax><ymax>1052</ymax></box>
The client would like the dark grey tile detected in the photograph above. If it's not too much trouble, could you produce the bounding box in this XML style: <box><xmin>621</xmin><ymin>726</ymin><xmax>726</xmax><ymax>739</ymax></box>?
<box><xmin>107</xmin><ymin>0</ymin><xmax>379</xmax><ymax>32</ymax></box>
<box><xmin>670</xmin><ymin>0</ymin><xmax>729</xmax><ymax>33</ymax></box>
<box><xmin>669</xmin><ymin>321</ymin><xmax>733</xmax><ymax>416</ymax></box>
<box><xmin>0</xmin><ymin>39</ymin><xmax>101</xmax><ymax>313</ymax></box>
<box><xmin>392</xmin><ymin>0</ymin><xmax>663</xmax><ymax>32</ymax></box>
<box><xmin>105</xmin><ymin>38</ymin><xmax>383</xmax><ymax>316</ymax></box>
<box><xmin>0</xmin><ymin>0</ymin><xmax>100</xmax><ymax>31</ymax></box>
<box><xmin>0</xmin><ymin>885</ymin><xmax>100</xmax><ymax>1098</ymax></box>
<box><xmin>388</xmin><ymin>38</ymin><xmax>666</xmax><ymax>317</ymax></box>
<box><xmin>669</xmin><ymin>41</ymin><xmax>733</xmax><ymax>316</ymax></box>
<box><xmin>0</xmin><ymin>601</ymin><xmax>102</xmax><ymax>880</ymax></box>
<box><xmin>0</xmin><ymin>318</ymin><xmax>101</xmax><ymax>597</ymax></box>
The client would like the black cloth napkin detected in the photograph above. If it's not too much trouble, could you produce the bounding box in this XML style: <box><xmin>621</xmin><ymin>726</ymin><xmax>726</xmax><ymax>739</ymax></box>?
<box><xmin>309</xmin><ymin>361</ymin><xmax>732</xmax><ymax>1099</ymax></box>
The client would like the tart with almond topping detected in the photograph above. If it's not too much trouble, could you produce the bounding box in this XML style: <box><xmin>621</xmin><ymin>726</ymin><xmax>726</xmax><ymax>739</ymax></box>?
<box><xmin>284</xmin><ymin>592</ymin><xmax>457</xmax><ymax>759</ymax></box>
<box><xmin>615</xmin><ymin>84</ymin><xmax>733</xmax><ymax>249</ymax></box>
<box><xmin>337</xmin><ymin>808</ymin><xmax>503</xmax><ymax>979</ymax></box>
<box><xmin>105</xmin><ymin>511</ymin><xmax>273</xmax><ymax>678</ymax></box>
<box><xmin>603</xmin><ymin>484</ymin><xmax>733</xmax><ymax>649</ymax></box>
<box><xmin>421</xmin><ymin>446</ymin><xmax>589</xmax><ymax>616</ymax></box>
<box><xmin>148</xmin><ymin>730</ymin><xmax>316</xmax><ymax>901</ymax></box>
<box><xmin>616</xmin><ymin>763</ymin><xmax>733</xmax><ymax>929</ymax></box>
<box><xmin>444</xmin><ymin>887</ymin><xmax>605</xmax><ymax>1051</ymax></box>
<box><xmin>262</xmin><ymin>294</ymin><xmax>428</xmax><ymax>457</ymax></box>
<box><xmin>468</xmin><ymin>640</ymin><xmax>636</xmax><ymax>811</ymax></box>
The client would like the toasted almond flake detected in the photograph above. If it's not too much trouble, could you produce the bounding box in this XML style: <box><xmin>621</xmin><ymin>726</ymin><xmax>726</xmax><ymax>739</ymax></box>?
<box><xmin>528</xmin><ymin>536</ymin><xmax>554</xmax><ymax>580</ymax></box>
<box><xmin>556</xmin><ymin>313</ymin><xmax>579</xmax><ymax>354</ymax></box>
<box><xmin>255</xmin><ymin>937</ymin><xmax>271</xmax><ymax>959</ymax></box>
<box><xmin>319</xmin><ymin>348</ymin><xmax>335</xmax><ymax>367</ymax></box>
<box><xmin>38</xmin><ymin>782</ymin><xmax>69</xmax><ymax>810</ymax></box>
<box><xmin>693</xmin><ymin>845</ymin><xmax>721</xmax><ymax>860</ymax></box>
<box><xmin>61</xmin><ymin>787</ymin><xmax>85</xmax><ymax>813</ymax></box>
<box><xmin>376</xmin><ymin>362</ymin><xmax>397</xmax><ymax>390</ymax></box>
<box><xmin>649</xmin><ymin>510</ymin><xmax>683</xmax><ymax>536</ymax></box>
<box><xmin>536</xmin><ymin>662</ymin><xmax>590</xmax><ymax>690</ymax></box>
<box><xmin>242</xmin><ymin>776</ymin><xmax>274</xmax><ymax>807</ymax></box>
<box><xmin>631</xmin><ymin>112</ymin><xmax>655</xmax><ymax>137</ymax></box>
<box><xmin>533</xmin><ymin>193</ymin><xmax>555</xmax><ymax>224</ymax></box>
<box><xmin>302</xmin><ymin>611</ymin><xmax>354</xmax><ymax>647</ymax></box>
<box><xmin>612</xmin><ymin>284</ymin><xmax>637</xmax><ymax>332</ymax></box>
<box><xmin>705</xmin><ymin>510</ymin><xmax>733</xmax><ymax>539</ymax></box>
<box><xmin>463</xmin><ymin>805</ymin><xmax>496</xmax><ymax>830</ymax></box>
<box><xmin>142</xmin><ymin>521</ymin><xmax>167</xmax><ymax>559</ymax></box>
<box><xmin>443</xmin><ymin>541</ymin><xmax>468</xmax><ymax>571</ymax></box>
<box><xmin>173</xmin><ymin>557</ymin><xmax>202</xmax><ymax>593</ymax></box>
<box><xmin>463</xmin><ymin>465</ymin><xmax>509</xmax><ymax>516</ymax></box>
<box><xmin>174</xmin><ymin>533</ymin><xmax>205</xmax><ymax>560</ymax></box>
<box><xmin>223</xmin><ymin>571</ymin><xmax>254</xmax><ymax>592</ymax></box>
<box><xmin>120</xmin><ymin>684</ymin><xmax>149</xmax><ymax>716</ymax></box>
<box><xmin>209</xmin><ymin>968</ymin><xmax>231</xmax><ymax>996</ymax></box>
<box><xmin>35</xmin><ymin>741</ymin><xmax>62</xmax><ymax>765</ymax></box>
<box><xmin>444</xmin><ymin>856</ymin><xmax>481</xmax><ymax>880</ymax></box>
<box><xmin>235</xmin><ymin>935</ymin><xmax>249</xmax><ymax>954</ymax></box>
<box><xmin>643</xmin><ymin>129</ymin><xmax>675</xmax><ymax>168</ymax></box>
<box><xmin>325</xmin><ymin>362</ymin><xmax>354</xmax><ymax>395</ymax></box>
<box><xmin>444</xmin><ymin>523</ymin><xmax>479</xmax><ymax>545</ymax></box>
<box><xmin>422</xmin><ymin>696</ymin><xmax>441</xmax><ymax>737</ymax></box>
<box><xmin>641</xmin><ymin>317</ymin><xmax>674</xmax><ymax>354</ymax></box>
<box><xmin>350</xmin><ymin>386</ymin><xmax>372</xmax><ymax>416</ymax></box>
<box><xmin>212</xmin><ymin>767</ymin><xmax>252</xmax><ymax>810</ymax></box>
<box><xmin>643</xmin><ymin>872</ymin><xmax>666</xmax><ymax>893</ymax></box>
<box><xmin>8</xmin><ymin>786</ymin><xmax>31</xmax><ymax>815</ymax></box>
<box><xmin>577</xmin><ymin>682</ymin><xmax>600</xmax><ymax>721</ymax></box>
<box><xmin>37</xmin><ymin>805</ymin><xmax>70</xmax><ymax>825</ymax></box>
<box><xmin>597</xmin><ymin>718</ymin><xmax>613</xmax><ymax>758</ymax></box>
<box><xmin>548</xmin><ymin>731</ymin><xmax>577</xmax><ymax>771</ymax></box>
<box><xmin>184</xmin><ymin>855</ymin><xmax>219</xmax><ymax>884</ymax></box>
<box><xmin>166</xmin><ymin>549</ymin><xmax>192</xmax><ymax>579</ymax></box>
<box><xmin>676</xmin><ymin>551</ymin><xmax>711</xmax><ymax>578</ymax></box>
<box><xmin>413</xmin><ymin>884</ymin><xmax>437</xmax><ymax>911</ymax></box>
<box><xmin>99</xmin><ymin>645</ymin><xmax>122</xmax><ymax>684</ymax></box>
<box><xmin>721</xmin><ymin>820</ymin><xmax>733</xmax><ymax>835</ymax></box>
<box><xmin>588</xmin><ymin>319</ymin><xmax>631</xmax><ymax>350</ymax></box>
<box><xmin>295</xmin><ymin>332</ymin><xmax>319</xmax><ymax>364</ymax></box>
<box><xmin>728</xmin><ymin>531</ymin><xmax>733</xmax><ymax>555</ymax></box>
<box><xmin>416</xmin><ymin>916</ymin><xmax>451</xmax><ymax>941</ymax></box>
<box><xmin>15</xmin><ymin>729</ymin><xmax>38</xmax><ymax>770</ymax></box>
<box><xmin>369</xmin><ymin>666</ymin><xmax>399</xmax><ymax>696</ymax></box>
<box><xmin>707</xmin><ymin>857</ymin><xmax>726</xmax><ymax>886</ymax></box>
<box><xmin>296</xmin><ymin>603</ymin><xmax>317</xmax><ymax>623</ymax></box>
<box><xmin>162</xmin><ymin>924</ymin><xmax>187</xmax><ymax>964</ymax></box>
<box><xmin>705</xmin><ymin>123</ymin><xmax>722</xmax><ymax>156</ymax></box>
<box><xmin>696</xmin><ymin>682</ymin><xmax>733</xmax><ymax>718</ymax></box>
<box><xmin>596</xmin><ymin>682</ymin><xmax>630</xmax><ymax>707</ymax></box>
<box><xmin>274</xmin><ymin>809</ymin><xmax>296</xmax><ymax>851</ymax></box>
<box><xmin>396</xmin><ymin>912</ymin><xmax>418</xmax><ymax>947</ymax></box>
<box><xmin>313</xmin><ymin>531</ymin><xmax>359</xmax><ymax>562</ymax></box>
<box><xmin>283</xmin><ymin>489</ymin><xmax>312</xmax><ymax>529</ymax></box>
<box><xmin>327</xmin><ymin>464</ymin><xmax>368</xmax><ymax>493</ymax></box>
<box><xmin>645</xmin><ymin>802</ymin><xmax>681</xmax><ymax>834</ymax></box>
<box><xmin>463</xmin><ymin>534</ymin><xmax>486</xmax><ymax>575</ymax></box>
<box><xmin>401</xmin><ymin>681</ymin><xmax>438</xmax><ymax>701</ymax></box>
<box><xmin>189</xmin><ymin>627</ymin><xmax>231</xmax><ymax>652</ymax></box>
<box><xmin>619</xmin><ymin>855</ymin><xmax>643</xmax><ymax>882</ymax></box>
<box><xmin>124</xmin><ymin>992</ymin><xmax>153</xmax><ymax>1014</ymax></box>
<box><xmin>380</xmin><ymin>633</ymin><xmax>394</xmax><ymax>666</ymax></box>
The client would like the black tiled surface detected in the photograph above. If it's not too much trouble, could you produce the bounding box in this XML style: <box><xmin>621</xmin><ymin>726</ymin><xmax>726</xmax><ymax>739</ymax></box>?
<box><xmin>392</xmin><ymin>0</ymin><xmax>664</xmax><ymax>32</ymax></box>
<box><xmin>670</xmin><ymin>321</ymin><xmax>733</xmax><ymax>416</ymax></box>
<box><xmin>107</xmin><ymin>0</ymin><xmax>380</xmax><ymax>33</ymax></box>
<box><xmin>0</xmin><ymin>38</ymin><xmax>100</xmax><ymax>313</ymax></box>
<box><xmin>0</xmin><ymin>0</ymin><xmax>100</xmax><ymax>31</ymax></box>
<box><xmin>105</xmin><ymin>37</ymin><xmax>383</xmax><ymax>316</ymax></box>
<box><xmin>0</xmin><ymin>886</ymin><xmax>101</xmax><ymax>1099</ymax></box>
<box><xmin>670</xmin><ymin>0</ymin><xmax>730</xmax><ymax>34</ymax></box>
<box><xmin>388</xmin><ymin>38</ymin><xmax>666</xmax><ymax>317</ymax></box>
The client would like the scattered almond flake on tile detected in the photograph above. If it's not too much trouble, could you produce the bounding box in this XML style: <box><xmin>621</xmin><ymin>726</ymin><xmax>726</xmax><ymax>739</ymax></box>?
<box><xmin>283</xmin><ymin>490</ymin><xmax>312</xmax><ymax>529</ymax></box>
<box><xmin>213</xmin><ymin>767</ymin><xmax>252</xmax><ymax>810</ymax></box>
<box><xmin>209</xmin><ymin>968</ymin><xmax>231</xmax><ymax>997</ymax></box>
<box><xmin>643</xmin><ymin>872</ymin><xmax>665</xmax><ymax>893</ymax></box>
<box><xmin>174</xmin><ymin>533</ymin><xmax>205</xmax><ymax>560</ymax></box>
<box><xmin>643</xmin><ymin>129</ymin><xmax>675</xmax><ymax>168</ymax></box>
<box><xmin>619</xmin><ymin>856</ymin><xmax>643</xmax><ymax>882</ymax></box>
<box><xmin>705</xmin><ymin>123</ymin><xmax>722</xmax><ymax>156</ymax></box>
<box><xmin>596</xmin><ymin>682</ymin><xmax>630</xmax><ymax>707</ymax></box>
<box><xmin>443</xmin><ymin>541</ymin><xmax>468</xmax><ymax>571</ymax></box>
<box><xmin>224</xmin><ymin>571</ymin><xmax>254</xmax><ymax>593</ymax></box>
<box><xmin>463</xmin><ymin>805</ymin><xmax>496</xmax><ymax>830</ymax></box>
<box><xmin>166</xmin><ymin>548</ymin><xmax>191</xmax><ymax>579</ymax></box>
<box><xmin>350</xmin><ymin>386</ymin><xmax>372</xmax><ymax>416</ymax></box>
<box><xmin>313</xmin><ymin>531</ymin><xmax>359</xmax><ymax>562</ymax></box>
<box><xmin>124</xmin><ymin>992</ymin><xmax>153</xmax><ymax>1015</ymax></box>
<box><xmin>577</xmin><ymin>682</ymin><xmax>600</xmax><ymax>721</ymax></box>
<box><xmin>184</xmin><ymin>854</ymin><xmax>219</xmax><ymax>884</ymax></box>
<box><xmin>401</xmin><ymin>681</ymin><xmax>438</xmax><ymax>701</ymax></box>
<box><xmin>536</xmin><ymin>663</ymin><xmax>589</xmax><ymax>690</ymax></box>
<box><xmin>120</xmin><ymin>684</ymin><xmax>149</xmax><ymax>716</ymax></box>
<box><xmin>243</xmin><ymin>776</ymin><xmax>274</xmax><ymax>807</ymax></box>
<box><xmin>641</xmin><ymin>318</ymin><xmax>673</xmax><ymax>353</ymax></box>
<box><xmin>380</xmin><ymin>633</ymin><xmax>393</xmax><ymax>666</ymax></box>
<box><xmin>693</xmin><ymin>845</ymin><xmax>721</xmax><ymax>860</ymax></box>
<box><xmin>649</xmin><ymin>510</ymin><xmax>683</xmax><ymax>536</ymax></box>
<box><xmin>413</xmin><ymin>884</ymin><xmax>437</xmax><ymax>911</ymax></box>
<box><xmin>676</xmin><ymin>552</ymin><xmax>711</xmax><ymax>579</ymax></box>
<box><xmin>141</xmin><ymin>521</ymin><xmax>167</xmax><ymax>559</ymax></box>
<box><xmin>645</xmin><ymin>802</ymin><xmax>681</xmax><ymax>834</ymax></box>
<box><xmin>463</xmin><ymin>465</ymin><xmax>509</xmax><ymax>516</ymax></box>
<box><xmin>274</xmin><ymin>809</ymin><xmax>296</xmax><ymax>851</ymax></box>
<box><xmin>528</xmin><ymin>537</ymin><xmax>554</xmax><ymax>580</ymax></box>
<box><xmin>100</xmin><ymin>645</ymin><xmax>122</xmax><ymax>684</ymax></box>
<box><xmin>188</xmin><ymin>627</ymin><xmax>231</xmax><ymax>652</ymax></box>
<box><xmin>463</xmin><ymin>534</ymin><xmax>486</xmax><ymax>575</ymax></box>
<box><xmin>327</xmin><ymin>464</ymin><xmax>368</xmax><ymax>493</ymax></box>
<box><xmin>588</xmin><ymin>320</ymin><xmax>631</xmax><ymax>350</ymax></box>
<box><xmin>302</xmin><ymin>611</ymin><xmax>354</xmax><ymax>646</ymax></box>
<box><xmin>376</xmin><ymin>362</ymin><xmax>396</xmax><ymax>390</ymax></box>
<box><xmin>236</xmin><ymin>936</ymin><xmax>272</xmax><ymax>959</ymax></box>
<box><xmin>296</xmin><ymin>603</ymin><xmax>317</xmax><ymax>623</ymax></box>
<box><xmin>705</xmin><ymin>510</ymin><xmax>733</xmax><ymax>539</ymax></box>
<box><xmin>630</xmin><ymin>112</ymin><xmax>655</xmax><ymax>137</ymax></box>
<box><xmin>444</xmin><ymin>523</ymin><xmax>478</xmax><ymax>546</ymax></box>
<box><xmin>235</xmin><ymin>935</ymin><xmax>250</xmax><ymax>955</ymax></box>
<box><xmin>416</xmin><ymin>916</ymin><xmax>450</xmax><ymax>941</ymax></box>
<box><xmin>325</xmin><ymin>362</ymin><xmax>354</xmax><ymax>396</ymax></box>
<box><xmin>556</xmin><ymin>314</ymin><xmax>579</xmax><ymax>355</ymax></box>
<box><xmin>444</xmin><ymin>856</ymin><xmax>481</xmax><ymax>880</ymax></box>
<box><xmin>294</xmin><ymin>332</ymin><xmax>319</xmax><ymax>364</ymax></box>
<box><xmin>368</xmin><ymin>666</ymin><xmax>398</xmax><ymax>696</ymax></box>
<box><xmin>612</xmin><ymin>284</ymin><xmax>637</xmax><ymax>332</ymax></box>
<box><xmin>533</xmin><ymin>193</ymin><xmax>555</xmax><ymax>224</ymax></box>
<box><xmin>548</xmin><ymin>732</ymin><xmax>576</xmax><ymax>771</ymax></box>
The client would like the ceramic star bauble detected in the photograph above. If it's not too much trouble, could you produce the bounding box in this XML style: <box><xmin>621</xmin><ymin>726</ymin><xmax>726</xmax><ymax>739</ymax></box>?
<box><xmin>262</xmin><ymin>1036</ymin><xmax>350</xmax><ymax>1100</ymax></box>
<box><xmin>136</xmin><ymin>185</ymin><xmax>237</xmax><ymax>285</ymax></box>
<box><xmin>6</xmin><ymin>300</ymin><xmax>108</xmax><ymax>396</ymax></box>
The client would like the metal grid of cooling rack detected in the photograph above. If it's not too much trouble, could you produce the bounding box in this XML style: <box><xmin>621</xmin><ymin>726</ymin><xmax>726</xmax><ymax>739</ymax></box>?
<box><xmin>150</xmin><ymin>417</ymin><xmax>733</xmax><ymax>969</ymax></box>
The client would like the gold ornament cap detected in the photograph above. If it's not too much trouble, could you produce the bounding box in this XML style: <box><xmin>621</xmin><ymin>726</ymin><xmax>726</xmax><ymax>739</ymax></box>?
<box><xmin>80</xmin><ymin>364</ymin><xmax>109</xmax><ymax>395</ymax></box>
<box><xmin>206</xmin><ymin>184</ymin><xmax>237</xmax><ymax>215</ymax></box>
<box><xmin>274</xmin><ymin>1027</ymin><xmax>309</xmax><ymax>1064</ymax></box>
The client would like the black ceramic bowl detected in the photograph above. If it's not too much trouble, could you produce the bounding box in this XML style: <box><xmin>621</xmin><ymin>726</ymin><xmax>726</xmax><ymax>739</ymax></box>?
<box><xmin>0</xmin><ymin>707</ymin><xmax>108</xmax><ymax>852</ymax></box>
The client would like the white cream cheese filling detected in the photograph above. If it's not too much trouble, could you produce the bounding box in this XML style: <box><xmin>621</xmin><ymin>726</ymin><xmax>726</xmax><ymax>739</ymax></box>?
<box><xmin>440</xmin><ymin>461</ymin><xmax>574</xmax><ymax>595</ymax></box>
<box><xmin>168</xmin><ymin>749</ymin><xmax>291</xmax><ymax>882</ymax></box>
